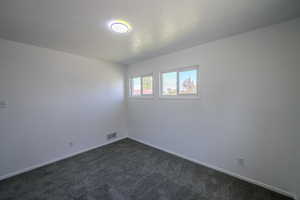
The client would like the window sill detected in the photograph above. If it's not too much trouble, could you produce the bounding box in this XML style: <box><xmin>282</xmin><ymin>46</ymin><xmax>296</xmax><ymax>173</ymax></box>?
<box><xmin>158</xmin><ymin>95</ymin><xmax>200</xmax><ymax>100</ymax></box>
<box><xmin>128</xmin><ymin>96</ymin><xmax>154</xmax><ymax>100</ymax></box>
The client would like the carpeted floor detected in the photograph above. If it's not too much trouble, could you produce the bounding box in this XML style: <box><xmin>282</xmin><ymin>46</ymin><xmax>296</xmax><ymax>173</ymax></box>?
<box><xmin>0</xmin><ymin>138</ymin><xmax>292</xmax><ymax>200</ymax></box>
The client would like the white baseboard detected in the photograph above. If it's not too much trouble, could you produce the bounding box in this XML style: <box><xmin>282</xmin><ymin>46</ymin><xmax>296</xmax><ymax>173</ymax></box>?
<box><xmin>128</xmin><ymin>136</ymin><xmax>296</xmax><ymax>200</ymax></box>
<box><xmin>0</xmin><ymin>136</ymin><xmax>127</xmax><ymax>181</ymax></box>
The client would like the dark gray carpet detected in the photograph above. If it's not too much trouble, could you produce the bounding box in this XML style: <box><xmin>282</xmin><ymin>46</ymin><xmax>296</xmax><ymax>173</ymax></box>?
<box><xmin>0</xmin><ymin>138</ymin><xmax>292</xmax><ymax>200</ymax></box>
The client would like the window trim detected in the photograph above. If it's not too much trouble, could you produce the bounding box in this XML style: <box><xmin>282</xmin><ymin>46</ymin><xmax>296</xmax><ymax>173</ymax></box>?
<box><xmin>129</xmin><ymin>73</ymin><xmax>154</xmax><ymax>98</ymax></box>
<box><xmin>160</xmin><ymin>65</ymin><xmax>199</xmax><ymax>98</ymax></box>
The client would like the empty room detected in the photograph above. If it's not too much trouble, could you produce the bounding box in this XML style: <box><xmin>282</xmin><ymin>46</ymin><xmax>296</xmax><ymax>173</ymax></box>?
<box><xmin>0</xmin><ymin>0</ymin><xmax>299</xmax><ymax>199</ymax></box>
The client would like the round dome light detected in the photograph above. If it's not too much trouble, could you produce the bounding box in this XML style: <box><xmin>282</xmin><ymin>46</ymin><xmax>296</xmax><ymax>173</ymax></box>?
<box><xmin>109</xmin><ymin>20</ymin><xmax>132</xmax><ymax>34</ymax></box>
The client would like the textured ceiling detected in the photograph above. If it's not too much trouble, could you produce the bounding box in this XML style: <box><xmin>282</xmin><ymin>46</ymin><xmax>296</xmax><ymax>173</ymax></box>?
<box><xmin>1</xmin><ymin>0</ymin><xmax>300</xmax><ymax>64</ymax></box>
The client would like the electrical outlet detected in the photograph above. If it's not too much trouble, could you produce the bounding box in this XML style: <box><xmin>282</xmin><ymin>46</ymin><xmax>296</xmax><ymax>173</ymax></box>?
<box><xmin>237</xmin><ymin>158</ymin><xmax>245</xmax><ymax>167</ymax></box>
<box><xmin>107</xmin><ymin>132</ymin><xmax>117</xmax><ymax>140</ymax></box>
<box><xmin>69</xmin><ymin>142</ymin><xmax>73</xmax><ymax>147</ymax></box>
<box><xmin>0</xmin><ymin>100</ymin><xmax>8</xmax><ymax>108</ymax></box>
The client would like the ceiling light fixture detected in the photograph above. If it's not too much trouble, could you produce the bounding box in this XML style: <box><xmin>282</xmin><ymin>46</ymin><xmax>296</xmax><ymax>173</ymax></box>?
<box><xmin>109</xmin><ymin>20</ymin><xmax>132</xmax><ymax>34</ymax></box>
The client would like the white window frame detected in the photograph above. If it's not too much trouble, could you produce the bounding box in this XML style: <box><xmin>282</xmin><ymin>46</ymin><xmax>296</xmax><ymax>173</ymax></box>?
<box><xmin>160</xmin><ymin>65</ymin><xmax>199</xmax><ymax>99</ymax></box>
<box><xmin>129</xmin><ymin>73</ymin><xmax>154</xmax><ymax>98</ymax></box>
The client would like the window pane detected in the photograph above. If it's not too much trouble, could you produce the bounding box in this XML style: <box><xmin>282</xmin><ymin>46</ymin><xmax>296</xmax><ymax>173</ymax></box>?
<box><xmin>162</xmin><ymin>72</ymin><xmax>177</xmax><ymax>95</ymax></box>
<box><xmin>142</xmin><ymin>76</ymin><xmax>153</xmax><ymax>95</ymax></box>
<box><xmin>179</xmin><ymin>70</ymin><xmax>197</xmax><ymax>94</ymax></box>
<box><xmin>132</xmin><ymin>77</ymin><xmax>141</xmax><ymax>96</ymax></box>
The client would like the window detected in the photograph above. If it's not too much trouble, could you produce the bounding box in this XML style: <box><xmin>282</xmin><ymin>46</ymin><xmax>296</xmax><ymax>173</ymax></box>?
<box><xmin>132</xmin><ymin>77</ymin><xmax>141</xmax><ymax>96</ymax></box>
<box><xmin>162</xmin><ymin>71</ymin><xmax>177</xmax><ymax>95</ymax></box>
<box><xmin>179</xmin><ymin>69</ymin><xmax>197</xmax><ymax>94</ymax></box>
<box><xmin>130</xmin><ymin>74</ymin><xmax>153</xmax><ymax>97</ymax></box>
<box><xmin>142</xmin><ymin>76</ymin><xmax>153</xmax><ymax>95</ymax></box>
<box><xmin>160</xmin><ymin>66</ymin><xmax>198</xmax><ymax>97</ymax></box>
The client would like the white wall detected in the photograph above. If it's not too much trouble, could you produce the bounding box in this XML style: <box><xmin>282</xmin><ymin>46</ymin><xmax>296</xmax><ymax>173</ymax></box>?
<box><xmin>127</xmin><ymin>18</ymin><xmax>300</xmax><ymax>198</ymax></box>
<box><xmin>294</xmin><ymin>64</ymin><xmax>300</xmax><ymax>199</ymax></box>
<box><xmin>0</xmin><ymin>38</ymin><xmax>127</xmax><ymax>179</ymax></box>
